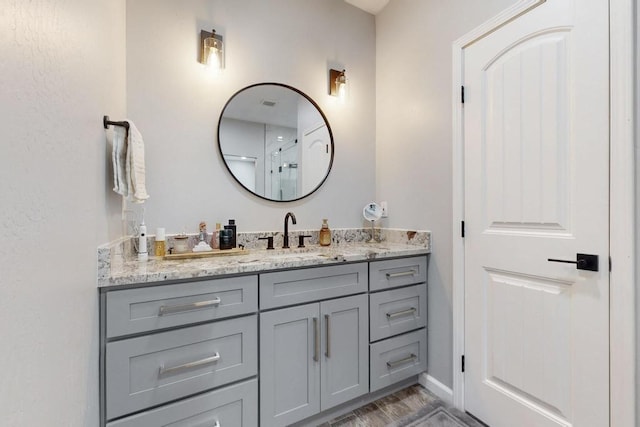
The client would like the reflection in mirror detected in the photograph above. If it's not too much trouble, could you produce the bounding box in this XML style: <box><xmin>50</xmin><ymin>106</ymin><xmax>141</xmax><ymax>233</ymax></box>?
<box><xmin>218</xmin><ymin>83</ymin><xmax>334</xmax><ymax>202</ymax></box>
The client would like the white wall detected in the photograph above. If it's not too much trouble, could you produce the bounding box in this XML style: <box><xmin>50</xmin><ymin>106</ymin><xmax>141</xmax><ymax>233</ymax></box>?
<box><xmin>126</xmin><ymin>0</ymin><xmax>376</xmax><ymax>234</ymax></box>
<box><xmin>0</xmin><ymin>0</ymin><xmax>126</xmax><ymax>425</ymax></box>
<box><xmin>375</xmin><ymin>0</ymin><xmax>518</xmax><ymax>388</ymax></box>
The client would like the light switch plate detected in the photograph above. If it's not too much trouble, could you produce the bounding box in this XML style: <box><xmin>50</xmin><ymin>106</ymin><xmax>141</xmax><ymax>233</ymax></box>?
<box><xmin>380</xmin><ymin>201</ymin><xmax>388</xmax><ymax>218</ymax></box>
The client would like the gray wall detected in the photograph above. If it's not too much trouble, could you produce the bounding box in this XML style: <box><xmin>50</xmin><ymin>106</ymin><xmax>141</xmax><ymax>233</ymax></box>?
<box><xmin>126</xmin><ymin>0</ymin><xmax>376</xmax><ymax>234</ymax></box>
<box><xmin>0</xmin><ymin>0</ymin><xmax>126</xmax><ymax>425</ymax></box>
<box><xmin>375</xmin><ymin>0</ymin><xmax>518</xmax><ymax>388</ymax></box>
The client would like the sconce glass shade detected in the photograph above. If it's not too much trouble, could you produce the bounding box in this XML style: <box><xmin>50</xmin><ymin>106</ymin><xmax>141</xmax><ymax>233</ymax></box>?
<box><xmin>200</xmin><ymin>29</ymin><xmax>224</xmax><ymax>72</ymax></box>
<box><xmin>329</xmin><ymin>69</ymin><xmax>348</xmax><ymax>103</ymax></box>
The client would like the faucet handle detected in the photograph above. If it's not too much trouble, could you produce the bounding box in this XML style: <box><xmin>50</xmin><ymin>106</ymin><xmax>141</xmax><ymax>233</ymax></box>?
<box><xmin>297</xmin><ymin>235</ymin><xmax>313</xmax><ymax>248</ymax></box>
<box><xmin>258</xmin><ymin>236</ymin><xmax>274</xmax><ymax>250</ymax></box>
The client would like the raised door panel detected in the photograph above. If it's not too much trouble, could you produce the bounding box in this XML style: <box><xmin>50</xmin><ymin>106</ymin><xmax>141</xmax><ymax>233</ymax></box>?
<box><xmin>320</xmin><ymin>294</ymin><xmax>369</xmax><ymax>411</ymax></box>
<box><xmin>260</xmin><ymin>303</ymin><xmax>320</xmax><ymax>427</ymax></box>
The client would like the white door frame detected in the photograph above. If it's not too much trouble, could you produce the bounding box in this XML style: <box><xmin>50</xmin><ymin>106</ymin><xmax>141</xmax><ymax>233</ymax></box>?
<box><xmin>451</xmin><ymin>1</ymin><xmax>636</xmax><ymax>425</ymax></box>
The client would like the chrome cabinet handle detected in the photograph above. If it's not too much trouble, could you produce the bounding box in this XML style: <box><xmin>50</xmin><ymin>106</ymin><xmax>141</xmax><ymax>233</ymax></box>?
<box><xmin>313</xmin><ymin>317</ymin><xmax>319</xmax><ymax>362</ymax></box>
<box><xmin>386</xmin><ymin>353</ymin><xmax>417</xmax><ymax>368</ymax></box>
<box><xmin>325</xmin><ymin>314</ymin><xmax>331</xmax><ymax>358</ymax></box>
<box><xmin>159</xmin><ymin>352</ymin><xmax>220</xmax><ymax>376</ymax></box>
<box><xmin>386</xmin><ymin>270</ymin><xmax>416</xmax><ymax>279</ymax></box>
<box><xmin>158</xmin><ymin>297</ymin><xmax>221</xmax><ymax>316</ymax></box>
<box><xmin>386</xmin><ymin>307</ymin><xmax>417</xmax><ymax>320</ymax></box>
<box><xmin>212</xmin><ymin>421</ymin><xmax>220</xmax><ymax>427</ymax></box>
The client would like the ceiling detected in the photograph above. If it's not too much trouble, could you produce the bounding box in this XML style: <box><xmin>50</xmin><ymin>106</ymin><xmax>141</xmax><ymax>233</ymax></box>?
<box><xmin>344</xmin><ymin>0</ymin><xmax>390</xmax><ymax>15</ymax></box>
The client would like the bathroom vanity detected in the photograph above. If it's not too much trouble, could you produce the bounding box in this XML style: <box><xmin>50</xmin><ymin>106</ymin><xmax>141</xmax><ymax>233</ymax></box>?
<box><xmin>98</xmin><ymin>239</ymin><xmax>429</xmax><ymax>427</ymax></box>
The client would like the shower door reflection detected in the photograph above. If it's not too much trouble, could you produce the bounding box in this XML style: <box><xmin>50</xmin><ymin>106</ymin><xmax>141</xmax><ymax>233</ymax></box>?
<box><xmin>270</xmin><ymin>141</ymin><xmax>298</xmax><ymax>201</ymax></box>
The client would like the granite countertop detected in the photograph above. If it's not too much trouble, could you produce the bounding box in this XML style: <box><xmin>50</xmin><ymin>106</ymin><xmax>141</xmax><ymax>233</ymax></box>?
<box><xmin>98</xmin><ymin>229</ymin><xmax>431</xmax><ymax>288</ymax></box>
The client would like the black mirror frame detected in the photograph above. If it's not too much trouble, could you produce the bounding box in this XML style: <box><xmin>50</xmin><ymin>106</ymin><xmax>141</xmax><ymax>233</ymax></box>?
<box><xmin>217</xmin><ymin>82</ymin><xmax>335</xmax><ymax>202</ymax></box>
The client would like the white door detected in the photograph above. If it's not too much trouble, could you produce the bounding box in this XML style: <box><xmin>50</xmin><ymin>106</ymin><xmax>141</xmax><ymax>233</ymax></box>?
<box><xmin>463</xmin><ymin>1</ymin><xmax>609</xmax><ymax>426</ymax></box>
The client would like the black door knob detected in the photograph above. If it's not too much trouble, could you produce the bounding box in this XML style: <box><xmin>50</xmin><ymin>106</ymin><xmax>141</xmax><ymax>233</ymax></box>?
<box><xmin>547</xmin><ymin>253</ymin><xmax>599</xmax><ymax>271</ymax></box>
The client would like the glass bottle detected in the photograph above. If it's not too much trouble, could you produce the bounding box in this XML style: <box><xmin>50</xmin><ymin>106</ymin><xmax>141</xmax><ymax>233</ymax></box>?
<box><xmin>319</xmin><ymin>219</ymin><xmax>331</xmax><ymax>246</ymax></box>
<box><xmin>154</xmin><ymin>228</ymin><xmax>166</xmax><ymax>257</ymax></box>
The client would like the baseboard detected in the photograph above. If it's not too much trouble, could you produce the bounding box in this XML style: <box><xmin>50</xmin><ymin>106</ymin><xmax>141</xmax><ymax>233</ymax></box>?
<box><xmin>419</xmin><ymin>373</ymin><xmax>453</xmax><ymax>405</ymax></box>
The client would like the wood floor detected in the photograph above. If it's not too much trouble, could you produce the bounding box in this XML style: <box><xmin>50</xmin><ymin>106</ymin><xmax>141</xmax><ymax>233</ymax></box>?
<box><xmin>317</xmin><ymin>384</ymin><xmax>444</xmax><ymax>427</ymax></box>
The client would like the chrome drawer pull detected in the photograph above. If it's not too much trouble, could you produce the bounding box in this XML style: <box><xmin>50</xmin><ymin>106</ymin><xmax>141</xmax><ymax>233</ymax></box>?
<box><xmin>158</xmin><ymin>297</ymin><xmax>221</xmax><ymax>316</ymax></box>
<box><xmin>386</xmin><ymin>307</ymin><xmax>417</xmax><ymax>320</ymax></box>
<box><xmin>313</xmin><ymin>317</ymin><xmax>320</xmax><ymax>362</ymax></box>
<box><xmin>386</xmin><ymin>270</ymin><xmax>416</xmax><ymax>279</ymax></box>
<box><xmin>386</xmin><ymin>353</ymin><xmax>417</xmax><ymax>368</ymax></box>
<box><xmin>212</xmin><ymin>421</ymin><xmax>220</xmax><ymax>427</ymax></box>
<box><xmin>159</xmin><ymin>352</ymin><xmax>221</xmax><ymax>376</ymax></box>
<box><xmin>325</xmin><ymin>314</ymin><xmax>331</xmax><ymax>358</ymax></box>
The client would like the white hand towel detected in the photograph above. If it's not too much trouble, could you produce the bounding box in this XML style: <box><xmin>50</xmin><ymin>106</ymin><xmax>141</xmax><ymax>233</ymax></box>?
<box><xmin>125</xmin><ymin>122</ymin><xmax>150</xmax><ymax>203</ymax></box>
<box><xmin>112</xmin><ymin>125</ymin><xmax>128</xmax><ymax>197</ymax></box>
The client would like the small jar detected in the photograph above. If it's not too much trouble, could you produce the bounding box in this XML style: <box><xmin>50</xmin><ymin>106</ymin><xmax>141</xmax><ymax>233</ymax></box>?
<box><xmin>319</xmin><ymin>219</ymin><xmax>331</xmax><ymax>246</ymax></box>
<box><xmin>173</xmin><ymin>235</ymin><xmax>190</xmax><ymax>254</ymax></box>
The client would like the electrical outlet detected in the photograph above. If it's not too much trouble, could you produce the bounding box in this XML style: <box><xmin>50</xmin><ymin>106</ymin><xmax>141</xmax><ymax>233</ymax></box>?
<box><xmin>380</xmin><ymin>201</ymin><xmax>388</xmax><ymax>218</ymax></box>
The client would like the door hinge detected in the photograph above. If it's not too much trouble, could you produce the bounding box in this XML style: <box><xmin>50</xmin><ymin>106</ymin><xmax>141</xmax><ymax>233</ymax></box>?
<box><xmin>461</xmin><ymin>221</ymin><xmax>465</xmax><ymax>238</ymax></box>
<box><xmin>461</xmin><ymin>355</ymin><xmax>465</xmax><ymax>372</ymax></box>
<box><xmin>609</xmin><ymin>256</ymin><xmax>612</xmax><ymax>272</ymax></box>
<box><xmin>461</xmin><ymin>86</ymin><xmax>465</xmax><ymax>104</ymax></box>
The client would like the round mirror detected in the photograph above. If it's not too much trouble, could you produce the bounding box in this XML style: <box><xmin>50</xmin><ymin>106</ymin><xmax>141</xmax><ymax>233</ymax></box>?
<box><xmin>218</xmin><ymin>83</ymin><xmax>334</xmax><ymax>202</ymax></box>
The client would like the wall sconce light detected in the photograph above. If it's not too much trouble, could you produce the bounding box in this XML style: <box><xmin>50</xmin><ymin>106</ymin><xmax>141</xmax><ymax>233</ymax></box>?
<box><xmin>329</xmin><ymin>69</ymin><xmax>348</xmax><ymax>102</ymax></box>
<box><xmin>200</xmin><ymin>29</ymin><xmax>224</xmax><ymax>72</ymax></box>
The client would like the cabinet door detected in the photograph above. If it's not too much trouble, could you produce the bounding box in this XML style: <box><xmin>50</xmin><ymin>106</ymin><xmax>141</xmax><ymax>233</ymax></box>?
<box><xmin>260</xmin><ymin>303</ymin><xmax>320</xmax><ymax>427</ymax></box>
<box><xmin>320</xmin><ymin>294</ymin><xmax>369</xmax><ymax>411</ymax></box>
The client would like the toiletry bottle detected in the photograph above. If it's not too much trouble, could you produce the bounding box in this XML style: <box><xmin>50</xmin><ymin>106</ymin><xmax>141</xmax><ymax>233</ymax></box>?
<box><xmin>219</xmin><ymin>228</ymin><xmax>233</xmax><ymax>250</ymax></box>
<box><xmin>198</xmin><ymin>221</ymin><xmax>208</xmax><ymax>242</ymax></box>
<box><xmin>225</xmin><ymin>219</ymin><xmax>237</xmax><ymax>248</ymax></box>
<box><xmin>211</xmin><ymin>223</ymin><xmax>221</xmax><ymax>250</ymax></box>
<box><xmin>138</xmin><ymin>221</ymin><xmax>148</xmax><ymax>261</ymax></box>
<box><xmin>319</xmin><ymin>219</ymin><xmax>331</xmax><ymax>246</ymax></box>
<box><xmin>154</xmin><ymin>227</ymin><xmax>166</xmax><ymax>257</ymax></box>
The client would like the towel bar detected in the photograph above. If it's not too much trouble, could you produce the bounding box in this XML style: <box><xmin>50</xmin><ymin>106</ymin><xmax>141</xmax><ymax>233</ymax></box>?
<box><xmin>103</xmin><ymin>115</ymin><xmax>130</xmax><ymax>131</ymax></box>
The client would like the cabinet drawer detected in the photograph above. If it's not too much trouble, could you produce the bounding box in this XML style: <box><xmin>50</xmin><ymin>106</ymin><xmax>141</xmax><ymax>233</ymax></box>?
<box><xmin>369</xmin><ymin>256</ymin><xmax>427</xmax><ymax>291</ymax></box>
<box><xmin>106</xmin><ymin>275</ymin><xmax>258</xmax><ymax>338</ymax></box>
<box><xmin>370</xmin><ymin>284</ymin><xmax>427</xmax><ymax>342</ymax></box>
<box><xmin>369</xmin><ymin>329</ymin><xmax>427</xmax><ymax>392</ymax></box>
<box><xmin>107</xmin><ymin>378</ymin><xmax>258</xmax><ymax>427</ymax></box>
<box><xmin>106</xmin><ymin>315</ymin><xmax>258</xmax><ymax>420</ymax></box>
<box><xmin>260</xmin><ymin>263</ymin><xmax>368</xmax><ymax>309</ymax></box>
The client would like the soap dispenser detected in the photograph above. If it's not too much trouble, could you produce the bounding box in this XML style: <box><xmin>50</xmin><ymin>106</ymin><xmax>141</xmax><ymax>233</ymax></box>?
<box><xmin>319</xmin><ymin>219</ymin><xmax>331</xmax><ymax>246</ymax></box>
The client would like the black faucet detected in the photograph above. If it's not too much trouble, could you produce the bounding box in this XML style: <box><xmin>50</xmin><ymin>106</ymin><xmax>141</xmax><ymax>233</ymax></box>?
<box><xmin>283</xmin><ymin>212</ymin><xmax>297</xmax><ymax>248</ymax></box>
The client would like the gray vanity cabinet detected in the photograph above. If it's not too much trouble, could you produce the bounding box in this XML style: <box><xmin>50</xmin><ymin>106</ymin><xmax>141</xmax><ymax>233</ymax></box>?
<box><xmin>259</xmin><ymin>273</ymin><xmax>369</xmax><ymax>427</ymax></box>
<box><xmin>101</xmin><ymin>254</ymin><xmax>429</xmax><ymax>427</ymax></box>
